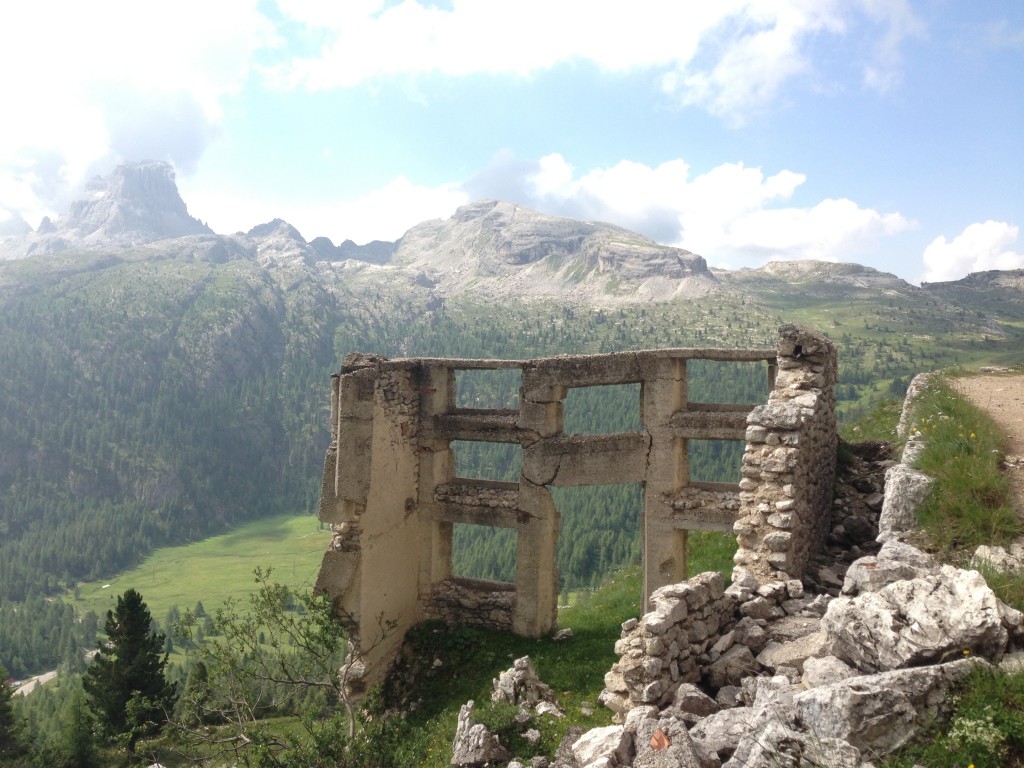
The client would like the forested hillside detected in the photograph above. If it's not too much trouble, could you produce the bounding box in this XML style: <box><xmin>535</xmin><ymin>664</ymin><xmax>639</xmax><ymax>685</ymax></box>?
<box><xmin>1</xmin><ymin>211</ymin><xmax>1021</xmax><ymax>677</ymax></box>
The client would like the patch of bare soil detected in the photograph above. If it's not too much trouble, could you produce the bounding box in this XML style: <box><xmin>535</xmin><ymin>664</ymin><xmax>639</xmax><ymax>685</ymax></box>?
<box><xmin>953</xmin><ymin>373</ymin><xmax>1024</xmax><ymax>518</ymax></box>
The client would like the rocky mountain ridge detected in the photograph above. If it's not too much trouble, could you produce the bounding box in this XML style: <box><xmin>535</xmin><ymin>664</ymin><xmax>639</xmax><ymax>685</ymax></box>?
<box><xmin>0</xmin><ymin>161</ymin><xmax>1014</xmax><ymax>311</ymax></box>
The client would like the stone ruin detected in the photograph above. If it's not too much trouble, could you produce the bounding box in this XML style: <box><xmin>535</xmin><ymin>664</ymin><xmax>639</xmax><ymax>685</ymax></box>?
<box><xmin>315</xmin><ymin>324</ymin><xmax>839</xmax><ymax>690</ymax></box>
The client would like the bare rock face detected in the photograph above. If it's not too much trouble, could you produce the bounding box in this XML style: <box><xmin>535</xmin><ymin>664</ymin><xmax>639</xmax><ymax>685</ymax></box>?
<box><xmin>391</xmin><ymin>199</ymin><xmax>719</xmax><ymax>303</ymax></box>
<box><xmin>61</xmin><ymin>161</ymin><xmax>212</xmax><ymax>244</ymax></box>
<box><xmin>4</xmin><ymin>161</ymin><xmax>213</xmax><ymax>258</ymax></box>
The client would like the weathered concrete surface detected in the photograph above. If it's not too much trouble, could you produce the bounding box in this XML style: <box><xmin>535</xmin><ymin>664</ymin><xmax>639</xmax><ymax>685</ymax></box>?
<box><xmin>315</xmin><ymin>329</ymin><xmax>838</xmax><ymax>693</ymax></box>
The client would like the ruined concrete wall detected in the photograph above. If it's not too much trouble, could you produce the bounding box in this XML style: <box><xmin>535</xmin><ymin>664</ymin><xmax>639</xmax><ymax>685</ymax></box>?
<box><xmin>732</xmin><ymin>325</ymin><xmax>838</xmax><ymax>586</ymax></box>
<box><xmin>314</xmin><ymin>327</ymin><xmax>838</xmax><ymax>693</ymax></box>
<box><xmin>315</xmin><ymin>360</ymin><xmax>424</xmax><ymax>691</ymax></box>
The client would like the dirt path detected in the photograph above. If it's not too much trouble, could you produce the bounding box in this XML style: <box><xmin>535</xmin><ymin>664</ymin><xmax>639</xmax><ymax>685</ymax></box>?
<box><xmin>953</xmin><ymin>372</ymin><xmax>1024</xmax><ymax>516</ymax></box>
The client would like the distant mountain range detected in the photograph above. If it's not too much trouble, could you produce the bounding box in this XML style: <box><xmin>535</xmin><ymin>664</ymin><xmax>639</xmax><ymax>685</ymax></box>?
<box><xmin>4</xmin><ymin>160</ymin><xmax>1018</xmax><ymax>313</ymax></box>
<box><xmin>0</xmin><ymin>161</ymin><xmax>1020</xmax><ymax>677</ymax></box>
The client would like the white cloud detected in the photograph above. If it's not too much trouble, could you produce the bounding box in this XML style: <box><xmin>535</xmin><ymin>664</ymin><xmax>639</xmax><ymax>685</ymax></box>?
<box><xmin>516</xmin><ymin>153</ymin><xmax>910</xmax><ymax>267</ymax></box>
<box><xmin>0</xmin><ymin>0</ymin><xmax>276</xmax><ymax>225</ymax></box>
<box><xmin>922</xmin><ymin>221</ymin><xmax>1024</xmax><ymax>283</ymax></box>
<box><xmin>271</xmin><ymin>0</ymin><xmax>918</xmax><ymax>121</ymax></box>
<box><xmin>181</xmin><ymin>175</ymin><xmax>468</xmax><ymax>245</ymax></box>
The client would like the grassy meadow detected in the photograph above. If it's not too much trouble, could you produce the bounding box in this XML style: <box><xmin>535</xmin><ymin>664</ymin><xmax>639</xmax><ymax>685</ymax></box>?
<box><xmin>70</xmin><ymin>513</ymin><xmax>332</xmax><ymax>626</ymax></box>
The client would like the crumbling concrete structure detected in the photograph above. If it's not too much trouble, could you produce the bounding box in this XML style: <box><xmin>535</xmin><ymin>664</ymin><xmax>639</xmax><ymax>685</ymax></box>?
<box><xmin>315</xmin><ymin>324</ymin><xmax>837</xmax><ymax>689</ymax></box>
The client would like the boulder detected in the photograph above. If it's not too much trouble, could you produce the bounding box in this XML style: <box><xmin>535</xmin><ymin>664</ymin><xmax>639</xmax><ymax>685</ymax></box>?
<box><xmin>823</xmin><ymin>565</ymin><xmax>1009</xmax><ymax>672</ymax></box>
<box><xmin>877</xmin><ymin>464</ymin><xmax>933</xmax><ymax>542</ymax></box>
<box><xmin>572</xmin><ymin>725</ymin><xmax>632</xmax><ymax>768</ymax></box>
<box><xmin>688</xmin><ymin>708</ymin><xmax>752</xmax><ymax>760</ymax></box>
<box><xmin>630</xmin><ymin>715</ymin><xmax>719</xmax><ymax>768</ymax></box>
<box><xmin>670</xmin><ymin>683</ymin><xmax>719</xmax><ymax>721</ymax></box>
<box><xmin>451</xmin><ymin>701</ymin><xmax>511</xmax><ymax>767</ymax></box>
<box><xmin>492</xmin><ymin>656</ymin><xmax>557</xmax><ymax>707</ymax></box>
<box><xmin>755</xmin><ymin>630</ymin><xmax>827</xmax><ymax>674</ymax></box>
<box><xmin>704</xmin><ymin>645</ymin><xmax>758</xmax><ymax>690</ymax></box>
<box><xmin>972</xmin><ymin>544</ymin><xmax>1024</xmax><ymax>573</ymax></box>
<box><xmin>723</xmin><ymin>720</ymin><xmax>865</xmax><ymax>768</ymax></box>
<box><xmin>794</xmin><ymin>658</ymin><xmax>988</xmax><ymax>755</ymax></box>
<box><xmin>841</xmin><ymin>540</ymin><xmax>937</xmax><ymax>595</ymax></box>
<box><xmin>801</xmin><ymin>655</ymin><xmax>857</xmax><ymax>688</ymax></box>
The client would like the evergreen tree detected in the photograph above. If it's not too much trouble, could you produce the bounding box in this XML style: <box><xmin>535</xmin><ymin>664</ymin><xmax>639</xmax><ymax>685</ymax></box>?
<box><xmin>60</xmin><ymin>684</ymin><xmax>97</xmax><ymax>768</ymax></box>
<box><xmin>0</xmin><ymin>663</ymin><xmax>27</xmax><ymax>765</ymax></box>
<box><xmin>82</xmin><ymin>589</ymin><xmax>176</xmax><ymax>750</ymax></box>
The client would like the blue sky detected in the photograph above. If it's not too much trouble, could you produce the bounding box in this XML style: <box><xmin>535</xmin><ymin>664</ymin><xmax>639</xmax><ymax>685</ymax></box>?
<box><xmin>0</xmin><ymin>1</ymin><xmax>1021</xmax><ymax>283</ymax></box>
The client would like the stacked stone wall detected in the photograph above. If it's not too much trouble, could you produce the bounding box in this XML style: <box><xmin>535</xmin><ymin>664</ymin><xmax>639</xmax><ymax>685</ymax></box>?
<box><xmin>599</xmin><ymin>572</ymin><xmax>737</xmax><ymax>716</ymax></box>
<box><xmin>733</xmin><ymin>324</ymin><xmax>838</xmax><ymax>585</ymax></box>
<box><xmin>425</xmin><ymin>577</ymin><xmax>516</xmax><ymax>631</ymax></box>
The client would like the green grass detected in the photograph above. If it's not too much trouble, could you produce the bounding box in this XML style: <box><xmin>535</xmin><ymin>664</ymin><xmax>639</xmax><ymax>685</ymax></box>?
<box><xmin>382</xmin><ymin>532</ymin><xmax>737</xmax><ymax>767</ymax></box>
<box><xmin>70</xmin><ymin>513</ymin><xmax>331</xmax><ymax>627</ymax></box>
<box><xmin>881</xmin><ymin>373</ymin><xmax>1024</xmax><ymax>766</ymax></box>
<box><xmin>884</xmin><ymin>665</ymin><xmax>1024</xmax><ymax>768</ymax></box>
<box><xmin>840</xmin><ymin>396</ymin><xmax>902</xmax><ymax>443</ymax></box>
<box><xmin>385</xmin><ymin>567</ymin><xmax>643</xmax><ymax>767</ymax></box>
<box><xmin>908</xmin><ymin>375</ymin><xmax>1019</xmax><ymax>551</ymax></box>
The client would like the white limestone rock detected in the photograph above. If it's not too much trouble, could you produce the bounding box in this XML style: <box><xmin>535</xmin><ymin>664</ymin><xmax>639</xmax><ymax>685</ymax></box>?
<box><xmin>823</xmin><ymin>565</ymin><xmax>1009</xmax><ymax>672</ymax></box>
<box><xmin>631</xmin><ymin>716</ymin><xmax>719</xmax><ymax>768</ymax></box>
<box><xmin>841</xmin><ymin>540</ymin><xmax>937</xmax><ymax>595</ymax></box>
<box><xmin>755</xmin><ymin>630</ymin><xmax>827</xmax><ymax>674</ymax></box>
<box><xmin>451</xmin><ymin>701</ymin><xmax>511</xmax><ymax>767</ymax></box>
<box><xmin>877</xmin><ymin>464</ymin><xmax>933</xmax><ymax>542</ymax></box>
<box><xmin>688</xmin><ymin>707</ymin><xmax>752</xmax><ymax>761</ymax></box>
<box><xmin>492</xmin><ymin>655</ymin><xmax>557</xmax><ymax>707</ymax></box>
<box><xmin>794</xmin><ymin>658</ymin><xmax>987</xmax><ymax>755</ymax></box>
<box><xmin>972</xmin><ymin>544</ymin><xmax>1024</xmax><ymax>573</ymax></box>
<box><xmin>801</xmin><ymin>655</ymin><xmax>857</xmax><ymax>688</ymax></box>
<box><xmin>704</xmin><ymin>645</ymin><xmax>758</xmax><ymax>690</ymax></box>
<box><xmin>723</xmin><ymin>720</ymin><xmax>865</xmax><ymax>768</ymax></box>
<box><xmin>572</xmin><ymin>725</ymin><xmax>633</xmax><ymax>768</ymax></box>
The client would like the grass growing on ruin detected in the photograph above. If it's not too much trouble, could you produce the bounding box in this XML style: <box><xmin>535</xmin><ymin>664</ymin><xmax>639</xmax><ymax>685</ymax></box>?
<box><xmin>908</xmin><ymin>375</ymin><xmax>1019</xmax><ymax>551</ymax></box>
<box><xmin>883</xmin><ymin>375</ymin><xmax>1024</xmax><ymax>767</ymax></box>
<box><xmin>884</xmin><ymin>664</ymin><xmax>1024</xmax><ymax>768</ymax></box>
<box><xmin>383</xmin><ymin>533</ymin><xmax>737</xmax><ymax>767</ymax></box>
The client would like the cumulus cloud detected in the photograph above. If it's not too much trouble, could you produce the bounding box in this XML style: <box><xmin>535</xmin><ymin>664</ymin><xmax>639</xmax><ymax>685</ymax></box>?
<box><xmin>272</xmin><ymin>0</ymin><xmax>919</xmax><ymax>121</ymax></box>
<box><xmin>922</xmin><ymin>221</ymin><xmax>1024</xmax><ymax>283</ymax></box>
<box><xmin>0</xmin><ymin>0</ymin><xmax>276</xmax><ymax>226</ymax></box>
<box><xmin>463</xmin><ymin>152</ymin><xmax>911</xmax><ymax>268</ymax></box>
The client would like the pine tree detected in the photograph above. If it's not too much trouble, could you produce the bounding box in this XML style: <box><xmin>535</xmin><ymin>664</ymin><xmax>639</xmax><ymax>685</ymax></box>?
<box><xmin>0</xmin><ymin>662</ymin><xmax>27</xmax><ymax>765</ymax></box>
<box><xmin>82</xmin><ymin>589</ymin><xmax>176</xmax><ymax>750</ymax></box>
<box><xmin>60</xmin><ymin>684</ymin><xmax>97</xmax><ymax>768</ymax></box>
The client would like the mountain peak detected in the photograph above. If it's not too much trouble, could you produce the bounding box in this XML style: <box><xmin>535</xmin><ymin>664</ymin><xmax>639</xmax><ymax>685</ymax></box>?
<box><xmin>0</xmin><ymin>161</ymin><xmax>212</xmax><ymax>259</ymax></box>
<box><xmin>390</xmin><ymin>199</ymin><xmax>717</xmax><ymax>303</ymax></box>
<box><xmin>65</xmin><ymin>160</ymin><xmax>212</xmax><ymax>242</ymax></box>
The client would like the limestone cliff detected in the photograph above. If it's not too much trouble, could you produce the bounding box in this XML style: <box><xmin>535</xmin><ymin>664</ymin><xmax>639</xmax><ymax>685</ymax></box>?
<box><xmin>2</xmin><ymin>161</ymin><xmax>213</xmax><ymax>258</ymax></box>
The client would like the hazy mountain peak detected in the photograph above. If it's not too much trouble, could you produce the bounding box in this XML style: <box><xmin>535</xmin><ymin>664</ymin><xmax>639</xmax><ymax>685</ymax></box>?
<box><xmin>247</xmin><ymin>219</ymin><xmax>306</xmax><ymax>242</ymax></box>
<box><xmin>0</xmin><ymin>161</ymin><xmax>212</xmax><ymax>259</ymax></box>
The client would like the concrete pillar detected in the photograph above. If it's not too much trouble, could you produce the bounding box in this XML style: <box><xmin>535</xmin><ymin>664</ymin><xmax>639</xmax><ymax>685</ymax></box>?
<box><xmin>417</xmin><ymin>366</ymin><xmax>457</xmax><ymax>598</ymax></box>
<box><xmin>641</xmin><ymin>358</ymin><xmax>689</xmax><ymax>608</ymax></box>
<box><xmin>512</xmin><ymin>480</ymin><xmax>559</xmax><ymax>636</ymax></box>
